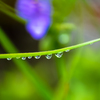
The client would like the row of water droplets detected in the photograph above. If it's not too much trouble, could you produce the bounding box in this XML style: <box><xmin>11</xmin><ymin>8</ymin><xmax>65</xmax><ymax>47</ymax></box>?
<box><xmin>7</xmin><ymin>49</ymin><xmax>70</xmax><ymax>60</ymax></box>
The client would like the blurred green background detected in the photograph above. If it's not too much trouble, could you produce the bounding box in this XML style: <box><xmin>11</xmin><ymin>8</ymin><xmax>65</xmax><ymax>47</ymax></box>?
<box><xmin>0</xmin><ymin>0</ymin><xmax>100</xmax><ymax>100</ymax></box>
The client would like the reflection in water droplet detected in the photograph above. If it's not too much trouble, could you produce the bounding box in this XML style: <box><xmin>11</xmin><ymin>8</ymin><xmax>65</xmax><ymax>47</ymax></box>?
<box><xmin>28</xmin><ymin>56</ymin><xmax>32</xmax><ymax>59</ymax></box>
<box><xmin>22</xmin><ymin>57</ymin><xmax>26</xmax><ymax>60</ymax></box>
<box><xmin>16</xmin><ymin>57</ymin><xmax>20</xmax><ymax>59</ymax></box>
<box><xmin>65</xmin><ymin>49</ymin><xmax>70</xmax><ymax>52</ymax></box>
<box><xmin>35</xmin><ymin>56</ymin><xmax>41</xmax><ymax>59</ymax></box>
<box><xmin>46</xmin><ymin>54</ymin><xmax>52</xmax><ymax>59</ymax></box>
<box><xmin>7</xmin><ymin>58</ymin><xmax>12</xmax><ymax>60</ymax></box>
<box><xmin>55</xmin><ymin>52</ymin><xmax>63</xmax><ymax>58</ymax></box>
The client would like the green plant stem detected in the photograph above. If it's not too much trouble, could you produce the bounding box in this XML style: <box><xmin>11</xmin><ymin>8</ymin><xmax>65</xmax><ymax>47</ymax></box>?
<box><xmin>52</xmin><ymin>50</ymin><xmax>82</xmax><ymax>100</ymax></box>
<box><xmin>0</xmin><ymin>7</ymin><xmax>26</xmax><ymax>24</ymax></box>
<box><xmin>68</xmin><ymin>49</ymin><xmax>82</xmax><ymax>82</ymax></box>
<box><xmin>0</xmin><ymin>28</ymin><xmax>53</xmax><ymax>100</ymax></box>
<box><xmin>52</xmin><ymin>56</ymin><xmax>69</xmax><ymax>100</ymax></box>
<box><xmin>54</xmin><ymin>56</ymin><xmax>67</xmax><ymax>79</ymax></box>
<box><xmin>0</xmin><ymin>37</ymin><xmax>100</xmax><ymax>59</ymax></box>
<box><xmin>0</xmin><ymin>1</ymin><xmax>16</xmax><ymax>12</ymax></box>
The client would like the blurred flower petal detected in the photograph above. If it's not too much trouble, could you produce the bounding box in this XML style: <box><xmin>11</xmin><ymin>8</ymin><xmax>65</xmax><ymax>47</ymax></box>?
<box><xmin>16</xmin><ymin>0</ymin><xmax>35</xmax><ymax>20</ymax></box>
<box><xmin>16</xmin><ymin>0</ymin><xmax>52</xmax><ymax>40</ymax></box>
<box><xmin>16</xmin><ymin>0</ymin><xmax>52</xmax><ymax>20</ymax></box>
<box><xmin>26</xmin><ymin>15</ymin><xmax>51</xmax><ymax>40</ymax></box>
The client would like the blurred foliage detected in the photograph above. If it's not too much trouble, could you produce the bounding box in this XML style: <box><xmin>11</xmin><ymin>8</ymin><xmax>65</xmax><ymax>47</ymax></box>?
<box><xmin>0</xmin><ymin>0</ymin><xmax>100</xmax><ymax>100</ymax></box>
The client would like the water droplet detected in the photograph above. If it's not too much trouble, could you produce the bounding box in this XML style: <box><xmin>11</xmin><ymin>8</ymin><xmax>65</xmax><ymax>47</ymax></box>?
<box><xmin>22</xmin><ymin>57</ymin><xmax>26</xmax><ymax>60</ymax></box>
<box><xmin>34</xmin><ymin>56</ymin><xmax>41</xmax><ymax>59</ymax></box>
<box><xmin>46</xmin><ymin>54</ymin><xmax>52</xmax><ymax>59</ymax></box>
<box><xmin>28</xmin><ymin>56</ymin><xmax>32</xmax><ymax>59</ymax></box>
<box><xmin>65</xmin><ymin>49</ymin><xmax>70</xmax><ymax>52</ymax></box>
<box><xmin>7</xmin><ymin>58</ymin><xmax>12</xmax><ymax>60</ymax></box>
<box><xmin>55</xmin><ymin>52</ymin><xmax>63</xmax><ymax>58</ymax></box>
<box><xmin>16</xmin><ymin>57</ymin><xmax>20</xmax><ymax>59</ymax></box>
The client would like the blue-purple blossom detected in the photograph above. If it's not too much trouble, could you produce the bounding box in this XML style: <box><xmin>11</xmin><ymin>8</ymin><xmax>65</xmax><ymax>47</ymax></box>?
<box><xmin>16</xmin><ymin>0</ymin><xmax>52</xmax><ymax>40</ymax></box>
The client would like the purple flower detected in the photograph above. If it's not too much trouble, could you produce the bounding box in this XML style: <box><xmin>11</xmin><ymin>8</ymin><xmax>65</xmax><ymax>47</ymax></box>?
<box><xmin>15</xmin><ymin>0</ymin><xmax>52</xmax><ymax>40</ymax></box>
